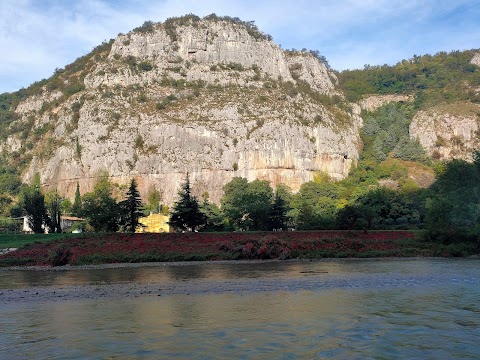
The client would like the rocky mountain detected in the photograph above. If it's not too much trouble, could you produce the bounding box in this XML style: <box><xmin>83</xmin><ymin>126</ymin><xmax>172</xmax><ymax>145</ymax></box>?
<box><xmin>0</xmin><ymin>15</ymin><xmax>361</xmax><ymax>203</ymax></box>
<box><xmin>1</xmin><ymin>14</ymin><xmax>479</xmax><ymax>205</ymax></box>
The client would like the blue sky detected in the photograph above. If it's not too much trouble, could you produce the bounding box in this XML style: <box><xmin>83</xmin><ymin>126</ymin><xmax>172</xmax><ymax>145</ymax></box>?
<box><xmin>0</xmin><ymin>0</ymin><xmax>479</xmax><ymax>93</ymax></box>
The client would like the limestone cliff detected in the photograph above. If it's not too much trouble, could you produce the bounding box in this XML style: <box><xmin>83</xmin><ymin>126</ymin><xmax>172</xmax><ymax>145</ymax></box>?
<box><xmin>410</xmin><ymin>102</ymin><xmax>480</xmax><ymax>161</ymax></box>
<box><xmin>359</xmin><ymin>94</ymin><xmax>412</xmax><ymax>112</ymax></box>
<box><xmin>3</xmin><ymin>15</ymin><xmax>361</xmax><ymax>204</ymax></box>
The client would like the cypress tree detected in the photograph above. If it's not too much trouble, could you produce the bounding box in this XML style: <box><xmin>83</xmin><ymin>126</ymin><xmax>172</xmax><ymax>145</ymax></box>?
<box><xmin>71</xmin><ymin>182</ymin><xmax>82</xmax><ymax>217</ymax></box>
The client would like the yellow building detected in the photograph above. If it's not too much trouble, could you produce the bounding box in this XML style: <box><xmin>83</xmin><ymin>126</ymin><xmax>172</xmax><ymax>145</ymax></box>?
<box><xmin>136</xmin><ymin>213</ymin><xmax>170</xmax><ymax>233</ymax></box>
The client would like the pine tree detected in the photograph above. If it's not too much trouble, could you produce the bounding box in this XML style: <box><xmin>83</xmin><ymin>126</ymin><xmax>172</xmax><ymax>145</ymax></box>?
<box><xmin>71</xmin><ymin>182</ymin><xmax>82</xmax><ymax>217</ymax></box>
<box><xmin>170</xmin><ymin>174</ymin><xmax>205</xmax><ymax>232</ymax></box>
<box><xmin>119</xmin><ymin>178</ymin><xmax>144</xmax><ymax>232</ymax></box>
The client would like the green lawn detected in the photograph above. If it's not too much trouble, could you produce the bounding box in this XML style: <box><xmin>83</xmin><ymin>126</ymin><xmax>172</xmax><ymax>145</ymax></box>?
<box><xmin>0</xmin><ymin>233</ymin><xmax>86</xmax><ymax>249</ymax></box>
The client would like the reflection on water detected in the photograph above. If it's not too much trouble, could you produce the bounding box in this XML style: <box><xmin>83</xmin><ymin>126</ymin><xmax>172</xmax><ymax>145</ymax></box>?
<box><xmin>1</xmin><ymin>259</ymin><xmax>479</xmax><ymax>359</ymax></box>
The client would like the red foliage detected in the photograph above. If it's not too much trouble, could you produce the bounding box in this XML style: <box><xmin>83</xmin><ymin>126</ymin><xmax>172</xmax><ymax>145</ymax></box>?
<box><xmin>0</xmin><ymin>230</ymin><xmax>417</xmax><ymax>266</ymax></box>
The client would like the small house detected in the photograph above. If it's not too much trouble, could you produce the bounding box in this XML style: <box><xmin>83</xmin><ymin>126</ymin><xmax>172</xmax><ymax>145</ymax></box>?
<box><xmin>136</xmin><ymin>213</ymin><xmax>170</xmax><ymax>233</ymax></box>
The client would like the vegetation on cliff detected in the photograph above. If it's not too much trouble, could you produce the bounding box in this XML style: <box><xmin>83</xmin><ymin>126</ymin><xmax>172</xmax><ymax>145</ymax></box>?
<box><xmin>338</xmin><ymin>49</ymin><xmax>480</xmax><ymax>108</ymax></box>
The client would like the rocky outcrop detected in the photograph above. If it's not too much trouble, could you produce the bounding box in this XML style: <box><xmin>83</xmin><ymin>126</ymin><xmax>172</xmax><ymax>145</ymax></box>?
<box><xmin>471</xmin><ymin>53</ymin><xmax>480</xmax><ymax>67</ymax></box>
<box><xmin>359</xmin><ymin>94</ymin><xmax>412</xmax><ymax>112</ymax></box>
<box><xmin>6</xmin><ymin>16</ymin><xmax>361</xmax><ymax>204</ymax></box>
<box><xmin>409</xmin><ymin>102</ymin><xmax>480</xmax><ymax>161</ymax></box>
<box><xmin>85</xmin><ymin>19</ymin><xmax>335</xmax><ymax>95</ymax></box>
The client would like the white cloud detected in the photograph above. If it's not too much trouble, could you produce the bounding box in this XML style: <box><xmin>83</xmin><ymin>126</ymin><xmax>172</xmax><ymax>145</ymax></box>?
<box><xmin>0</xmin><ymin>0</ymin><xmax>479</xmax><ymax>92</ymax></box>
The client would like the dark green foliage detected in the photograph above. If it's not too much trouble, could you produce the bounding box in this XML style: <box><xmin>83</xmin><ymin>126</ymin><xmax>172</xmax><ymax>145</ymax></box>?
<box><xmin>119</xmin><ymin>179</ymin><xmax>144</xmax><ymax>232</ymax></box>
<box><xmin>21</xmin><ymin>174</ymin><xmax>48</xmax><ymax>233</ymax></box>
<box><xmin>0</xmin><ymin>156</ymin><xmax>22</xmax><ymax>195</ymax></box>
<box><xmin>426</xmin><ymin>157</ymin><xmax>480</xmax><ymax>236</ymax></box>
<box><xmin>336</xmin><ymin>204</ymin><xmax>362</xmax><ymax>230</ymax></box>
<box><xmin>170</xmin><ymin>174</ymin><xmax>205</xmax><ymax>232</ymax></box>
<box><xmin>138</xmin><ymin>61</ymin><xmax>154</xmax><ymax>72</ymax></box>
<box><xmin>0</xmin><ymin>92</ymin><xmax>19</xmax><ymax>140</ymax></box>
<box><xmin>292</xmin><ymin>179</ymin><xmax>341</xmax><ymax>230</ymax></box>
<box><xmin>0</xmin><ymin>195</ymin><xmax>13</xmax><ymax>217</ymax></box>
<box><xmin>336</xmin><ymin>187</ymin><xmax>427</xmax><ymax>230</ymax></box>
<box><xmin>360</xmin><ymin>103</ymin><xmax>428</xmax><ymax>163</ymax></box>
<box><xmin>81</xmin><ymin>172</ymin><xmax>119</xmax><ymax>232</ymax></box>
<box><xmin>71</xmin><ymin>182</ymin><xmax>82</xmax><ymax>217</ymax></box>
<box><xmin>200</xmin><ymin>198</ymin><xmax>225</xmax><ymax>231</ymax></box>
<box><xmin>63</xmin><ymin>77</ymin><xmax>85</xmax><ymax>96</ymax></box>
<box><xmin>221</xmin><ymin>177</ymin><xmax>273</xmax><ymax>230</ymax></box>
<box><xmin>393</xmin><ymin>136</ymin><xmax>427</xmax><ymax>162</ymax></box>
<box><xmin>221</xmin><ymin>177</ymin><xmax>249</xmax><ymax>229</ymax></box>
<box><xmin>270</xmin><ymin>192</ymin><xmax>289</xmax><ymax>230</ymax></box>
<box><xmin>156</xmin><ymin>94</ymin><xmax>177</xmax><ymax>110</ymax></box>
<box><xmin>133</xmin><ymin>21</ymin><xmax>155</xmax><ymax>34</ymax></box>
<box><xmin>45</xmin><ymin>189</ymin><xmax>62</xmax><ymax>233</ymax></box>
<box><xmin>245</xmin><ymin>180</ymin><xmax>274</xmax><ymax>230</ymax></box>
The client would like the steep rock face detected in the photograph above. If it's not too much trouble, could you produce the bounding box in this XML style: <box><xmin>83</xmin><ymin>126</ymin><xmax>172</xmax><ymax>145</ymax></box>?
<box><xmin>359</xmin><ymin>94</ymin><xmax>412</xmax><ymax>112</ymax></box>
<box><xmin>5</xmin><ymin>16</ymin><xmax>361</xmax><ymax>204</ymax></box>
<box><xmin>85</xmin><ymin>19</ymin><xmax>336</xmax><ymax>95</ymax></box>
<box><xmin>471</xmin><ymin>52</ymin><xmax>480</xmax><ymax>67</ymax></box>
<box><xmin>410</xmin><ymin>102</ymin><xmax>480</xmax><ymax>160</ymax></box>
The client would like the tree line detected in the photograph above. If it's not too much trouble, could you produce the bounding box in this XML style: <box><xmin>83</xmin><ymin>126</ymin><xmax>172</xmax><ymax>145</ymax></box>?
<box><xmin>21</xmin><ymin>172</ymin><xmax>144</xmax><ymax>233</ymax></box>
<box><xmin>7</xmin><ymin>152</ymin><xmax>480</xmax><ymax>246</ymax></box>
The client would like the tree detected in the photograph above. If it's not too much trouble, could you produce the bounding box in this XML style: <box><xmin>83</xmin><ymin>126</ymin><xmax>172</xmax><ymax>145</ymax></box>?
<box><xmin>270</xmin><ymin>191</ymin><xmax>289</xmax><ymax>230</ymax></box>
<box><xmin>146</xmin><ymin>185</ymin><xmax>161</xmax><ymax>214</ymax></box>
<box><xmin>81</xmin><ymin>171</ymin><xmax>119</xmax><ymax>232</ymax></box>
<box><xmin>200</xmin><ymin>196</ymin><xmax>225</xmax><ymax>231</ymax></box>
<box><xmin>45</xmin><ymin>189</ymin><xmax>62</xmax><ymax>233</ymax></box>
<box><xmin>336</xmin><ymin>204</ymin><xmax>361</xmax><ymax>230</ymax></box>
<box><xmin>0</xmin><ymin>194</ymin><xmax>13</xmax><ymax>217</ymax></box>
<box><xmin>244</xmin><ymin>179</ymin><xmax>273</xmax><ymax>230</ymax></box>
<box><xmin>21</xmin><ymin>174</ymin><xmax>47</xmax><ymax>233</ymax></box>
<box><xmin>71</xmin><ymin>182</ymin><xmax>82</xmax><ymax>217</ymax></box>
<box><xmin>221</xmin><ymin>177</ymin><xmax>249</xmax><ymax>229</ymax></box>
<box><xmin>426</xmin><ymin>158</ymin><xmax>480</xmax><ymax>234</ymax></box>
<box><xmin>119</xmin><ymin>178</ymin><xmax>144</xmax><ymax>232</ymax></box>
<box><xmin>221</xmin><ymin>177</ymin><xmax>273</xmax><ymax>230</ymax></box>
<box><xmin>170</xmin><ymin>174</ymin><xmax>205</xmax><ymax>232</ymax></box>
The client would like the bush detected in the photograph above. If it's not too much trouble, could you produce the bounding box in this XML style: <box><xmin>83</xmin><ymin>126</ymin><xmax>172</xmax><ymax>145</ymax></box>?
<box><xmin>133</xmin><ymin>21</ymin><xmax>155</xmax><ymax>34</ymax></box>
<box><xmin>138</xmin><ymin>61</ymin><xmax>154</xmax><ymax>72</ymax></box>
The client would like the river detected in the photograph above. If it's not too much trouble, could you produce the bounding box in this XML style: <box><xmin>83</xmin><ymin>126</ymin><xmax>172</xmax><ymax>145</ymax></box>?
<box><xmin>1</xmin><ymin>259</ymin><xmax>479</xmax><ymax>359</ymax></box>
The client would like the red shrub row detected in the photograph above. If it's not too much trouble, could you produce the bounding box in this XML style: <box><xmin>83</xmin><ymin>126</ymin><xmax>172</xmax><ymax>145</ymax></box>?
<box><xmin>0</xmin><ymin>230</ymin><xmax>417</xmax><ymax>266</ymax></box>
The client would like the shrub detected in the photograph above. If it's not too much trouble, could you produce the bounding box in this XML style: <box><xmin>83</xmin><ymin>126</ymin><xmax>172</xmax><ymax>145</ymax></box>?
<box><xmin>133</xmin><ymin>21</ymin><xmax>155</xmax><ymax>34</ymax></box>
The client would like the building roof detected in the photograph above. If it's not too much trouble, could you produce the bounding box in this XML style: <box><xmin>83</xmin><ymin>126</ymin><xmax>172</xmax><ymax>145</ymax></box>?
<box><xmin>61</xmin><ymin>216</ymin><xmax>84</xmax><ymax>221</ymax></box>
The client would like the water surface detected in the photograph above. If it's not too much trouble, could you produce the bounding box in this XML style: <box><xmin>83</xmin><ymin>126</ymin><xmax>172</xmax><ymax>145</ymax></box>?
<box><xmin>1</xmin><ymin>259</ymin><xmax>479</xmax><ymax>359</ymax></box>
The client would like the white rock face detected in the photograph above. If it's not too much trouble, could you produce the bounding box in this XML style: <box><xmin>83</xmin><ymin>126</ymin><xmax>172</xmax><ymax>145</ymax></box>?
<box><xmin>8</xmin><ymin>18</ymin><xmax>361</xmax><ymax>204</ymax></box>
<box><xmin>359</xmin><ymin>94</ymin><xmax>412</xmax><ymax>112</ymax></box>
<box><xmin>410</xmin><ymin>103</ymin><xmax>480</xmax><ymax>161</ymax></box>
<box><xmin>471</xmin><ymin>53</ymin><xmax>480</xmax><ymax>67</ymax></box>
<box><xmin>85</xmin><ymin>19</ymin><xmax>335</xmax><ymax>94</ymax></box>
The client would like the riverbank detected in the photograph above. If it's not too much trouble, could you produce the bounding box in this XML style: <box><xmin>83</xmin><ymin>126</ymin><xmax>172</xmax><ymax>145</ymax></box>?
<box><xmin>0</xmin><ymin>231</ymin><xmax>478</xmax><ymax>267</ymax></box>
